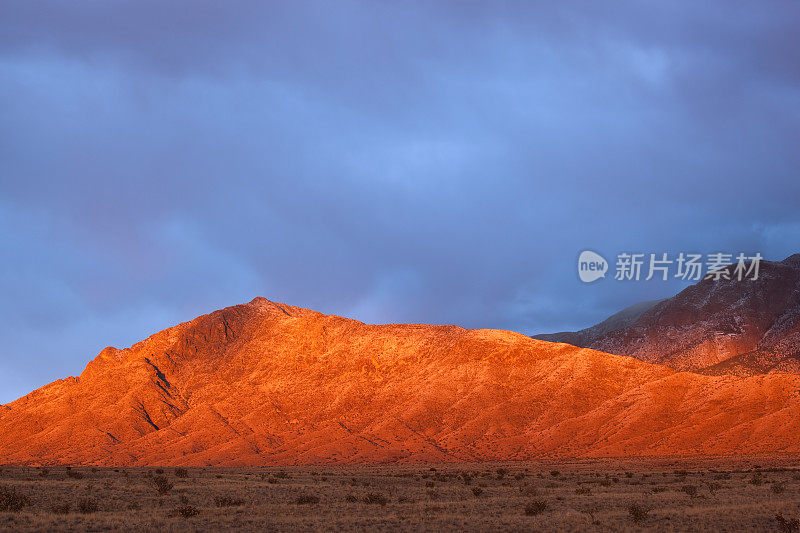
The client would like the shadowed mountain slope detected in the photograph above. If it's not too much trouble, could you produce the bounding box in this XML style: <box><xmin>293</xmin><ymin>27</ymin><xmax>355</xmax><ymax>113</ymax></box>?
<box><xmin>535</xmin><ymin>299</ymin><xmax>663</xmax><ymax>347</ymax></box>
<box><xmin>535</xmin><ymin>254</ymin><xmax>800</xmax><ymax>374</ymax></box>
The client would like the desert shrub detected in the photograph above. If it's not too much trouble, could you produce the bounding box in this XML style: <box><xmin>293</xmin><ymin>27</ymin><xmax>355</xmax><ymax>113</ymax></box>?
<box><xmin>295</xmin><ymin>494</ymin><xmax>320</xmax><ymax>505</ymax></box>
<box><xmin>706</xmin><ymin>482</ymin><xmax>722</xmax><ymax>495</ymax></box>
<box><xmin>215</xmin><ymin>496</ymin><xmax>245</xmax><ymax>507</ymax></box>
<box><xmin>651</xmin><ymin>486</ymin><xmax>667</xmax><ymax>493</ymax></box>
<box><xmin>776</xmin><ymin>513</ymin><xmax>800</xmax><ymax>532</ymax></box>
<box><xmin>515</xmin><ymin>472</ymin><xmax>525</xmax><ymax>481</ymax></box>
<box><xmin>599</xmin><ymin>477</ymin><xmax>612</xmax><ymax>487</ymax></box>
<box><xmin>681</xmin><ymin>485</ymin><xmax>698</xmax><ymax>498</ymax></box>
<box><xmin>750</xmin><ymin>473</ymin><xmax>764</xmax><ymax>486</ymax></box>
<box><xmin>38</xmin><ymin>468</ymin><xmax>50</xmax><ymax>477</ymax></box>
<box><xmin>524</xmin><ymin>499</ymin><xmax>548</xmax><ymax>516</ymax></box>
<box><xmin>345</xmin><ymin>494</ymin><xmax>358</xmax><ymax>503</ymax></box>
<box><xmin>625</xmin><ymin>472</ymin><xmax>634</xmax><ymax>478</ymax></box>
<box><xmin>177</xmin><ymin>505</ymin><xmax>199</xmax><ymax>518</ymax></box>
<box><xmin>174</xmin><ymin>468</ymin><xmax>188</xmax><ymax>479</ymax></box>
<box><xmin>628</xmin><ymin>503</ymin><xmax>650</xmax><ymax>524</ymax></box>
<box><xmin>425</xmin><ymin>481</ymin><xmax>435</xmax><ymax>488</ymax></box>
<box><xmin>267</xmin><ymin>476</ymin><xmax>278</xmax><ymax>484</ymax></box>
<box><xmin>496</xmin><ymin>468</ymin><xmax>507</xmax><ymax>479</ymax></box>
<box><xmin>66</xmin><ymin>469</ymin><xmax>84</xmax><ymax>480</ymax></box>
<box><xmin>550</xmin><ymin>470</ymin><xmax>560</xmax><ymax>477</ymax></box>
<box><xmin>0</xmin><ymin>487</ymin><xmax>31</xmax><ymax>512</ymax></box>
<box><xmin>364</xmin><ymin>492</ymin><xmax>389</xmax><ymax>506</ymax></box>
<box><xmin>275</xmin><ymin>471</ymin><xmax>290</xmax><ymax>479</ymax></box>
<box><xmin>152</xmin><ymin>475</ymin><xmax>174</xmax><ymax>495</ymax></box>
<box><xmin>51</xmin><ymin>503</ymin><xmax>70</xmax><ymax>514</ymax></box>
<box><xmin>462</xmin><ymin>472</ymin><xmax>472</xmax><ymax>485</ymax></box>
<box><xmin>772</xmin><ymin>483</ymin><xmax>786</xmax><ymax>494</ymax></box>
<box><xmin>575</xmin><ymin>486</ymin><xmax>591</xmax><ymax>495</ymax></box>
<box><xmin>154</xmin><ymin>468</ymin><xmax>164</xmax><ymax>475</ymax></box>
<box><xmin>714</xmin><ymin>472</ymin><xmax>732</xmax><ymax>480</ymax></box>
<box><xmin>77</xmin><ymin>497</ymin><xmax>99</xmax><ymax>514</ymax></box>
<box><xmin>471</xmin><ymin>487</ymin><xmax>483</xmax><ymax>497</ymax></box>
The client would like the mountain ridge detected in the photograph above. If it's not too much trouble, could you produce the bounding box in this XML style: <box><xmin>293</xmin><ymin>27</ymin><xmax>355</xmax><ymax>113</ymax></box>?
<box><xmin>534</xmin><ymin>299</ymin><xmax>664</xmax><ymax>347</ymax></box>
<box><xmin>534</xmin><ymin>254</ymin><xmax>800</xmax><ymax>374</ymax></box>
<box><xmin>2</xmin><ymin>297</ymin><xmax>800</xmax><ymax>466</ymax></box>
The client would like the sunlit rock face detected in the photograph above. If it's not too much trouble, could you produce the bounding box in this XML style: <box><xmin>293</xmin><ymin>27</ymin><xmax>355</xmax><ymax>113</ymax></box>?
<box><xmin>2</xmin><ymin>296</ymin><xmax>800</xmax><ymax>466</ymax></box>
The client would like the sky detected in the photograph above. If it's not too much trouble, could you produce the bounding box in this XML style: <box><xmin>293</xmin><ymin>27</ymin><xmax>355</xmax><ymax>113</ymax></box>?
<box><xmin>1</xmin><ymin>1</ymin><xmax>799</xmax><ymax>403</ymax></box>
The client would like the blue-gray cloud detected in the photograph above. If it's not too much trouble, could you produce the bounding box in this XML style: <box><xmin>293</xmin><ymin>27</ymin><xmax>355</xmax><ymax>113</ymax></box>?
<box><xmin>1</xmin><ymin>1</ymin><xmax>799</xmax><ymax>402</ymax></box>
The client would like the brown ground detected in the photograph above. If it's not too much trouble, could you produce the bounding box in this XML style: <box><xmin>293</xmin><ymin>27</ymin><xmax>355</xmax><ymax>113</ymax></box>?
<box><xmin>2</xmin><ymin>457</ymin><xmax>800</xmax><ymax>531</ymax></box>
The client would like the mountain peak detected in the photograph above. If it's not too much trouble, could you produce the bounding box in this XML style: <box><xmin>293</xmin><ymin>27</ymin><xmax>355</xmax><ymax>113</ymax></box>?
<box><xmin>537</xmin><ymin>253</ymin><xmax>800</xmax><ymax>374</ymax></box>
<box><xmin>2</xmin><ymin>298</ymin><xmax>800</xmax><ymax>465</ymax></box>
<box><xmin>781</xmin><ymin>253</ymin><xmax>800</xmax><ymax>267</ymax></box>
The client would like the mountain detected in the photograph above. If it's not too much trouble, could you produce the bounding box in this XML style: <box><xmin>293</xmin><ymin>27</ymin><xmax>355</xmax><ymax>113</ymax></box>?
<box><xmin>534</xmin><ymin>254</ymin><xmax>800</xmax><ymax>374</ymax></box>
<box><xmin>534</xmin><ymin>299</ymin><xmax>663</xmax><ymax>347</ymax></box>
<box><xmin>2</xmin><ymin>297</ymin><xmax>800</xmax><ymax>466</ymax></box>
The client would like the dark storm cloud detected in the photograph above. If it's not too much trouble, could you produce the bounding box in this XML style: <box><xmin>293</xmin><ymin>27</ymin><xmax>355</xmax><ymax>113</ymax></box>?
<box><xmin>1</xmin><ymin>1</ymin><xmax>799</xmax><ymax>402</ymax></box>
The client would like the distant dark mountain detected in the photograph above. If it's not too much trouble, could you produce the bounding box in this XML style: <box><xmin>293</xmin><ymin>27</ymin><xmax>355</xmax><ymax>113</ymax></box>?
<box><xmin>534</xmin><ymin>254</ymin><xmax>800</xmax><ymax>374</ymax></box>
<box><xmin>534</xmin><ymin>299</ymin><xmax>664</xmax><ymax>347</ymax></box>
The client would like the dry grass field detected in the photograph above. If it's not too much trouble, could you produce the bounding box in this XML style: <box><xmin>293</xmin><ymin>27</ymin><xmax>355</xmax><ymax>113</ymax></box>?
<box><xmin>1</xmin><ymin>457</ymin><xmax>800</xmax><ymax>531</ymax></box>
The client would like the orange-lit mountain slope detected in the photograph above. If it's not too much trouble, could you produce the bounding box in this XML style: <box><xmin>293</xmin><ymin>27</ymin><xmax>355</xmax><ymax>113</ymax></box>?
<box><xmin>2</xmin><ymin>297</ymin><xmax>799</xmax><ymax>466</ymax></box>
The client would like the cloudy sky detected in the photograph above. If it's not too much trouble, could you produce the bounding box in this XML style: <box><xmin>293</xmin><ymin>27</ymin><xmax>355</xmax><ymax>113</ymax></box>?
<box><xmin>1</xmin><ymin>1</ymin><xmax>799</xmax><ymax>403</ymax></box>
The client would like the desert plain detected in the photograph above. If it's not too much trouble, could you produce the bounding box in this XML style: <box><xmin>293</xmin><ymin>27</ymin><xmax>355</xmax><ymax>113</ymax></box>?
<box><xmin>2</xmin><ymin>456</ymin><xmax>800</xmax><ymax>532</ymax></box>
